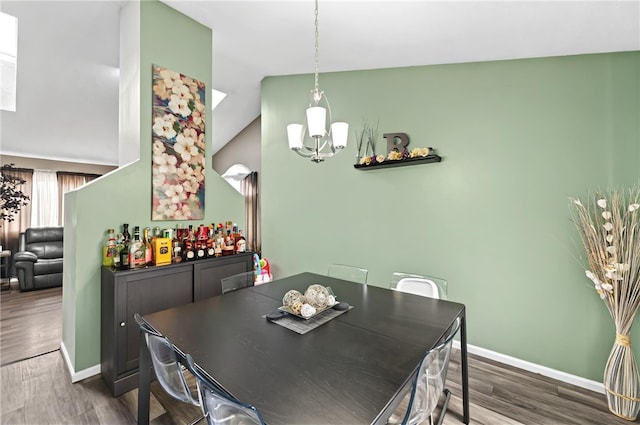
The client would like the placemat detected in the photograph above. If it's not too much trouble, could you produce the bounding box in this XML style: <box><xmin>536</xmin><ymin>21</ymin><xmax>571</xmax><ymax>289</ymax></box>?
<box><xmin>263</xmin><ymin>305</ymin><xmax>353</xmax><ymax>335</ymax></box>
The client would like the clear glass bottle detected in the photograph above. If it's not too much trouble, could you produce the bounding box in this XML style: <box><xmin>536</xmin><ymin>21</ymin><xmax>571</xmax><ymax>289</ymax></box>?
<box><xmin>129</xmin><ymin>226</ymin><xmax>146</xmax><ymax>268</ymax></box>
<box><xmin>143</xmin><ymin>227</ymin><xmax>153</xmax><ymax>266</ymax></box>
<box><xmin>114</xmin><ymin>232</ymin><xmax>124</xmax><ymax>269</ymax></box>
<box><xmin>172</xmin><ymin>228</ymin><xmax>183</xmax><ymax>263</ymax></box>
<box><xmin>102</xmin><ymin>228</ymin><xmax>117</xmax><ymax>267</ymax></box>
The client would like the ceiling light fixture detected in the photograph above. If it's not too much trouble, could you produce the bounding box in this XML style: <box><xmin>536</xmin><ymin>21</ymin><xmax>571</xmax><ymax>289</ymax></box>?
<box><xmin>287</xmin><ymin>0</ymin><xmax>348</xmax><ymax>163</ymax></box>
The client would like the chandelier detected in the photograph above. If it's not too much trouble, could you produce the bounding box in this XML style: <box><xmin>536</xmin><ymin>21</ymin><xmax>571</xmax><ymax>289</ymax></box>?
<box><xmin>287</xmin><ymin>0</ymin><xmax>348</xmax><ymax>163</ymax></box>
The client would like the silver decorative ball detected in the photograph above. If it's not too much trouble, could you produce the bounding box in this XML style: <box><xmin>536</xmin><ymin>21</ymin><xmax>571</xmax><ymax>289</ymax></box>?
<box><xmin>283</xmin><ymin>290</ymin><xmax>304</xmax><ymax>307</ymax></box>
<box><xmin>304</xmin><ymin>284</ymin><xmax>330</xmax><ymax>309</ymax></box>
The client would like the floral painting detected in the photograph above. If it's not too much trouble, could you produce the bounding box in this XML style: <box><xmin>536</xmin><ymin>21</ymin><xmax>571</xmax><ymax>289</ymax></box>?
<box><xmin>151</xmin><ymin>65</ymin><xmax>206</xmax><ymax>220</ymax></box>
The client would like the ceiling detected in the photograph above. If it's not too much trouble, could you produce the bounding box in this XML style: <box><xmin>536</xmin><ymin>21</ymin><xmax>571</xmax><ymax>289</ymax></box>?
<box><xmin>1</xmin><ymin>0</ymin><xmax>639</xmax><ymax>166</ymax></box>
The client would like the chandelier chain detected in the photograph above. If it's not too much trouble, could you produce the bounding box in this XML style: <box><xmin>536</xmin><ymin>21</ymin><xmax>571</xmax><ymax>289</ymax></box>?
<box><xmin>313</xmin><ymin>0</ymin><xmax>320</xmax><ymax>96</ymax></box>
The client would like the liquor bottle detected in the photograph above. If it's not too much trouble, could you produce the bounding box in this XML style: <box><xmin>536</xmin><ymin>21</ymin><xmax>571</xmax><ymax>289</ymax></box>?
<box><xmin>114</xmin><ymin>232</ymin><xmax>124</xmax><ymax>269</ymax></box>
<box><xmin>122</xmin><ymin>223</ymin><xmax>131</xmax><ymax>245</ymax></box>
<box><xmin>172</xmin><ymin>227</ymin><xmax>183</xmax><ymax>263</ymax></box>
<box><xmin>222</xmin><ymin>230</ymin><xmax>234</xmax><ymax>256</ymax></box>
<box><xmin>143</xmin><ymin>227</ymin><xmax>153</xmax><ymax>266</ymax></box>
<box><xmin>120</xmin><ymin>240</ymin><xmax>130</xmax><ymax>270</ymax></box>
<box><xmin>235</xmin><ymin>230</ymin><xmax>247</xmax><ymax>253</ymax></box>
<box><xmin>129</xmin><ymin>226</ymin><xmax>146</xmax><ymax>268</ymax></box>
<box><xmin>102</xmin><ymin>229</ymin><xmax>117</xmax><ymax>267</ymax></box>
<box><xmin>196</xmin><ymin>224</ymin><xmax>207</xmax><ymax>259</ymax></box>
<box><xmin>206</xmin><ymin>224</ymin><xmax>215</xmax><ymax>257</ymax></box>
<box><xmin>231</xmin><ymin>224</ymin><xmax>241</xmax><ymax>253</ymax></box>
<box><xmin>183</xmin><ymin>225</ymin><xmax>196</xmax><ymax>261</ymax></box>
<box><xmin>214</xmin><ymin>229</ymin><xmax>224</xmax><ymax>257</ymax></box>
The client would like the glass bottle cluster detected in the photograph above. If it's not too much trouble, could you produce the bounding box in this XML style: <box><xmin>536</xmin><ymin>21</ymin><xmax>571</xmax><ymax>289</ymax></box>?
<box><xmin>102</xmin><ymin>222</ymin><xmax>246</xmax><ymax>270</ymax></box>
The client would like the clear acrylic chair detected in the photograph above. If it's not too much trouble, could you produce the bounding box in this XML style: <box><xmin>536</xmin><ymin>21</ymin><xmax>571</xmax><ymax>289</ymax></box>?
<box><xmin>390</xmin><ymin>317</ymin><xmax>461</xmax><ymax>425</ymax></box>
<box><xmin>327</xmin><ymin>264</ymin><xmax>369</xmax><ymax>284</ymax></box>
<box><xmin>134</xmin><ymin>313</ymin><xmax>203</xmax><ymax>424</ymax></box>
<box><xmin>185</xmin><ymin>353</ymin><xmax>266</xmax><ymax>425</ymax></box>
<box><xmin>221</xmin><ymin>270</ymin><xmax>255</xmax><ymax>294</ymax></box>
<box><xmin>390</xmin><ymin>272</ymin><xmax>448</xmax><ymax>300</ymax></box>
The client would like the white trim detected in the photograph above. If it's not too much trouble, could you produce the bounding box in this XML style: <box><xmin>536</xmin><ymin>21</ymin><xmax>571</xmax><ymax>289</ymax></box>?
<box><xmin>453</xmin><ymin>341</ymin><xmax>604</xmax><ymax>394</ymax></box>
<box><xmin>0</xmin><ymin>150</ymin><xmax>118</xmax><ymax>166</ymax></box>
<box><xmin>60</xmin><ymin>342</ymin><xmax>101</xmax><ymax>383</ymax></box>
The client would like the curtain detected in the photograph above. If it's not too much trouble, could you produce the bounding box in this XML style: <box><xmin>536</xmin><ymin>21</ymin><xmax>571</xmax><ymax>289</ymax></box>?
<box><xmin>241</xmin><ymin>172</ymin><xmax>260</xmax><ymax>255</ymax></box>
<box><xmin>1</xmin><ymin>169</ymin><xmax>32</xmax><ymax>274</ymax></box>
<box><xmin>57</xmin><ymin>173</ymin><xmax>91</xmax><ymax>225</ymax></box>
<box><xmin>30</xmin><ymin>170</ymin><xmax>59</xmax><ymax>227</ymax></box>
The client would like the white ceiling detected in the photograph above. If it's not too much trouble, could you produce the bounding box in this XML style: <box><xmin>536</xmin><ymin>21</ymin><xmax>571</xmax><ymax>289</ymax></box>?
<box><xmin>1</xmin><ymin>0</ymin><xmax>639</xmax><ymax>165</ymax></box>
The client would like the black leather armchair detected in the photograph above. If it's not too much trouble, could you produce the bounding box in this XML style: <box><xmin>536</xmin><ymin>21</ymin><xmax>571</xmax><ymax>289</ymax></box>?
<box><xmin>14</xmin><ymin>227</ymin><xmax>64</xmax><ymax>291</ymax></box>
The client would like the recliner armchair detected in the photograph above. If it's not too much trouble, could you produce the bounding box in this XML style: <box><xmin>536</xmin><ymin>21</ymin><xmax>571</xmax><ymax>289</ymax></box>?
<box><xmin>14</xmin><ymin>227</ymin><xmax>64</xmax><ymax>291</ymax></box>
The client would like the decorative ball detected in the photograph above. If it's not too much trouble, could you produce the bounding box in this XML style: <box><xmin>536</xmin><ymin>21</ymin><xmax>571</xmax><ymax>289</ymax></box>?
<box><xmin>304</xmin><ymin>284</ymin><xmax>330</xmax><ymax>309</ymax></box>
<box><xmin>300</xmin><ymin>303</ymin><xmax>317</xmax><ymax>318</ymax></box>
<box><xmin>283</xmin><ymin>290</ymin><xmax>304</xmax><ymax>307</ymax></box>
<box><xmin>290</xmin><ymin>301</ymin><xmax>303</xmax><ymax>315</ymax></box>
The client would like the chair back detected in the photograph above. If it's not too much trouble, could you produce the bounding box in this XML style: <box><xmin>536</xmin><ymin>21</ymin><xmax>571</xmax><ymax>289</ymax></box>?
<box><xmin>221</xmin><ymin>270</ymin><xmax>255</xmax><ymax>294</ymax></box>
<box><xmin>402</xmin><ymin>317</ymin><xmax>461</xmax><ymax>425</ymax></box>
<box><xmin>134</xmin><ymin>313</ymin><xmax>199</xmax><ymax>406</ymax></box>
<box><xmin>327</xmin><ymin>264</ymin><xmax>368</xmax><ymax>284</ymax></box>
<box><xmin>391</xmin><ymin>272</ymin><xmax>448</xmax><ymax>300</ymax></box>
<box><xmin>185</xmin><ymin>354</ymin><xmax>266</xmax><ymax>425</ymax></box>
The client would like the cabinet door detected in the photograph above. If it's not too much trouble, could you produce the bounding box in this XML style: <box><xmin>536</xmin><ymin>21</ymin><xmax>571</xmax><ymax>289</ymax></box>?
<box><xmin>193</xmin><ymin>254</ymin><xmax>253</xmax><ymax>301</ymax></box>
<box><xmin>118</xmin><ymin>265</ymin><xmax>193</xmax><ymax>374</ymax></box>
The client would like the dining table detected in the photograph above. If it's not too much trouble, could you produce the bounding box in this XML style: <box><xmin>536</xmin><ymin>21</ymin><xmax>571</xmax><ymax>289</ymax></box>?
<box><xmin>137</xmin><ymin>272</ymin><xmax>469</xmax><ymax>425</ymax></box>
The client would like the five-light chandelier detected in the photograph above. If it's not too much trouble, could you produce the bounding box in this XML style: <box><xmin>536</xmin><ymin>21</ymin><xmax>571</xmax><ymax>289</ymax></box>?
<box><xmin>287</xmin><ymin>0</ymin><xmax>348</xmax><ymax>163</ymax></box>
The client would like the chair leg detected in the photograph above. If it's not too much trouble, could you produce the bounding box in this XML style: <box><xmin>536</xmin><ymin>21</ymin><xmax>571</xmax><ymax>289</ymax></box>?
<box><xmin>435</xmin><ymin>389</ymin><xmax>451</xmax><ymax>425</ymax></box>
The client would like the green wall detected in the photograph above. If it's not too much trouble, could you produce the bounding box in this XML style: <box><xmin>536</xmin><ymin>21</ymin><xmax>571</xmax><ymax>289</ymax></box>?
<box><xmin>261</xmin><ymin>52</ymin><xmax>640</xmax><ymax>381</ymax></box>
<box><xmin>62</xmin><ymin>0</ymin><xmax>244</xmax><ymax>372</ymax></box>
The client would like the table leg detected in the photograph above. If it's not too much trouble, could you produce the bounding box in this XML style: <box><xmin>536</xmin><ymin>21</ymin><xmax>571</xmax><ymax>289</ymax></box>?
<box><xmin>460</xmin><ymin>310</ymin><xmax>469</xmax><ymax>424</ymax></box>
<box><xmin>138</xmin><ymin>331</ymin><xmax>151</xmax><ymax>425</ymax></box>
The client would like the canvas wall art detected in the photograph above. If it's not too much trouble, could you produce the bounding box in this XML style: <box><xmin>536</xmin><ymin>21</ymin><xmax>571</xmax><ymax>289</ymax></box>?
<box><xmin>151</xmin><ymin>65</ymin><xmax>206</xmax><ymax>220</ymax></box>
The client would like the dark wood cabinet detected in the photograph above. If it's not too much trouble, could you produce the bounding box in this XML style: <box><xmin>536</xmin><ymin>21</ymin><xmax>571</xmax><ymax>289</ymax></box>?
<box><xmin>100</xmin><ymin>253</ymin><xmax>254</xmax><ymax>396</ymax></box>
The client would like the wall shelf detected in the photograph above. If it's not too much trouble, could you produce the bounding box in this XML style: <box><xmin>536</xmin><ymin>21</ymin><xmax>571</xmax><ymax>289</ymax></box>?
<box><xmin>353</xmin><ymin>154</ymin><xmax>442</xmax><ymax>170</ymax></box>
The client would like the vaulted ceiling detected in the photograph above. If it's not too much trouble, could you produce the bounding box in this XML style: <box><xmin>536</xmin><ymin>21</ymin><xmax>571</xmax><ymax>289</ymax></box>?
<box><xmin>1</xmin><ymin>0</ymin><xmax>638</xmax><ymax>165</ymax></box>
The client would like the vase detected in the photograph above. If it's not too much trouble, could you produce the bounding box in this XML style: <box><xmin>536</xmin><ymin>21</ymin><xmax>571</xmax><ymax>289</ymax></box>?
<box><xmin>604</xmin><ymin>333</ymin><xmax>640</xmax><ymax>420</ymax></box>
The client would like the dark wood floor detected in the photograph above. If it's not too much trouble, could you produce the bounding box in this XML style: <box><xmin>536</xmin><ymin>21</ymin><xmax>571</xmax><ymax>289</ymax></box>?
<box><xmin>1</xmin><ymin>282</ymin><xmax>637</xmax><ymax>424</ymax></box>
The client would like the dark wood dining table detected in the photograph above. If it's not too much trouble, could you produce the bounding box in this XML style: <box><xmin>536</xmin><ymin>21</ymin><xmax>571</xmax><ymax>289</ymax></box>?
<box><xmin>137</xmin><ymin>272</ymin><xmax>469</xmax><ymax>425</ymax></box>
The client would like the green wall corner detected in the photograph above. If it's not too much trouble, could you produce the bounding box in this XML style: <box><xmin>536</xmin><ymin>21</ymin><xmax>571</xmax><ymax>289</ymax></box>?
<box><xmin>62</xmin><ymin>0</ymin><xmax>244</xmax><ymax>374</ymax></box>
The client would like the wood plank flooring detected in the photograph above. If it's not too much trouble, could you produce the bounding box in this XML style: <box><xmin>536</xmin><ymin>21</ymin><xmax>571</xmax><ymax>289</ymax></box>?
<box><xmin>0</xmin><ymin>281</ymin><xmax>62</xmax><ymax>365</ymax></box>
<box><xmin>1</xmin><ymin>283</ymin><xmax>638</xmax><ymax>424</ymax></box>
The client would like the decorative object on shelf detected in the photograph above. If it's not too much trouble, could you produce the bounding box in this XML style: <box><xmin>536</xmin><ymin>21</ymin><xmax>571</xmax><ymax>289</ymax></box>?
<box><xmin>286</xmin><ymin>0</ymin><xmax>348</xmax><ymax>163</ymax></box>
<box><xmin>151</xmin><ymin>65</ymin><xmax>206</xmax><ymax>220</ymax></box>
<box><xmin>355</xmin><ymin>121</ymin><xmax>379</xmax><ymax>164</ymax></box>
<box><xmin>354</xmin><ymin>131</ymin><xmax>441</xmax><ymax>170</ymax></box>
<box><xmin>569</xmin><ymin>186</ymin><xmax>640</xmax><ymax>421</ymax></box>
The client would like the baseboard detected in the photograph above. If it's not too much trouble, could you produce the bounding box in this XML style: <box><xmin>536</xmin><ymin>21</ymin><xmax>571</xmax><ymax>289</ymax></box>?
<box><xmin>60</xmin><ymin>342</ymin><xmax>101</xmax><ymax>383</ymax></box>
<box><xmin>453</xmin><ymin>341</ymin><xmax>604</xmax><ymax>394</ymax></box>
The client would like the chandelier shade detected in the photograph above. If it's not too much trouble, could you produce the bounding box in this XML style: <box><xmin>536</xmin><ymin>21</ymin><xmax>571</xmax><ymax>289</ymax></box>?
<box><xmin>286</xmin><ymin>0</ymin><xmax>348</xmax><ymax>163</ymax></box>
